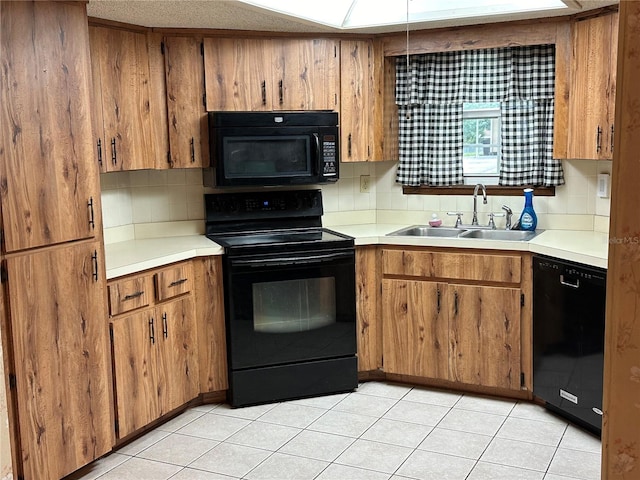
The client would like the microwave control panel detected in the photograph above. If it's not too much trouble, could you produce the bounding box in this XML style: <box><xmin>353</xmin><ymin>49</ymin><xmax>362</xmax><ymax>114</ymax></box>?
<box><xmin>322</xmin><ymin>135</ymin><xmax>338</xmax><ymax>177</ymax></box>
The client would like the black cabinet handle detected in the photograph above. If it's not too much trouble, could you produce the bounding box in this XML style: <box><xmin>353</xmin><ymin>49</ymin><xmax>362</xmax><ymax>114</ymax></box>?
<box><xmin>97</xmin><ymin>138</ymin><xmax>102</xmax><ymax>166</ymax></box>
<box><xmin>278</xmin><ymin>79</ymin><xmax>284</xmax><ymax>105</ymax></box>
<box><xmin>610</xmin><ymin>124</ymin><xmax>614</xmax><ymax>153</ymax></box>
<box><xmin>149</xmin><ymin>317</ymin><xmax>155</xmax><ymax>344</ymax></box>
<box><xmin>169</xmin><ymin>278</ymin><xmax>188</xmax><ymax>288</ymax></box>
<box><xmin>88</xmin><ymin>197</ymin><xmax>95</xmax><ymax>230</ymax></box>
<box><xmin>190</xmin><ymin>137</ymin><xmax>195</xmax><ymax>163</ymax></box>
<box><xmin>596</xmin><ymin>126</ymin><xmax>602</xmax><ymax>153</ymax></box>
<box><xmin>348</xmin><ymin>133</ymin><xmax>352</xmax><ymax>158</ymax></box>
<box><xmin>123</xmin><ymin>291</ymin><xmax>144</xmax><ymax>301</ymax></box>
<box><xmin>111</xmin><ymin>138</ymin><xmax>117</xmax><ymax>165</ymax></box>
<box><xmin>162</xmin><ymin>312</ymin><xmax>168</xmax><ymax>339</ymax></box>
<box><xmin>261</xmin><ymin>80</ymin><xmax>267</xmax><ymax>106</ymax></box>
<box><xmin>436</xmin><ymin>288</ymin><xmax>441</xmax><ymax>314</ymax></box>
<box><xmin>91</xmin><ymin>250</ymin><xmax>98</xmax><ymax>282</ymax></box>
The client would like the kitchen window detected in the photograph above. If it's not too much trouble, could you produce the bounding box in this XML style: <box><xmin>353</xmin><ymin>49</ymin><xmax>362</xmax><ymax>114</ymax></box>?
<box><xmin>462</xmin><ymin>103</ymin><xmax>501</xmax><ymax>184</ymax></box>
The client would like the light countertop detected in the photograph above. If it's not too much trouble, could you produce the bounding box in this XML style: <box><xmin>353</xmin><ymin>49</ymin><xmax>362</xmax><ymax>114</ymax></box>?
<box><xmin>104</xmin><ymin>225</ymin><xmax>609</xmax><ymax>279</ymax></box>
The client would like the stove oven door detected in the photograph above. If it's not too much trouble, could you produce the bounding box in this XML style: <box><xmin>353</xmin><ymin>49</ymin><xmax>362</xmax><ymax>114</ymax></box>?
<box><xmin>223</xmin><ymin>247</ymin><xmax>357</xmax><ymax>406</ymax></box>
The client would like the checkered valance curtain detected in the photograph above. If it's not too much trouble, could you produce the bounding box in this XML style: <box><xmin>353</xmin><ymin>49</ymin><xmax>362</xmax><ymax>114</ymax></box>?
<box><xmin>395</xmin><ymin>45</ymin><xmax>564</xmax><ymax>187</ymax></box>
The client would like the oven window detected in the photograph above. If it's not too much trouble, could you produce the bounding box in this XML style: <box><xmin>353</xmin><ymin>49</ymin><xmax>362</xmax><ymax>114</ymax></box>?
<box><xmin>224</xmin><ymin>136</ymin><xmax>311</xmax><ymax>178</ymax></box>
<box><xmin>253</xmin><ymin>277</ymin><xmax>336</xmax><ymax>333</ymax></box>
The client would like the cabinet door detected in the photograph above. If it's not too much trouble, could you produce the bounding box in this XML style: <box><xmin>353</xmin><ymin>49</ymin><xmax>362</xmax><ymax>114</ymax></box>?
<box><xmin>111</xmin><ymin>310</ymin><xmax>161</xmax><ymax>439</ymax></box>
<box><xmin>340</xmin><ymin>40</ymin><xmax>381</xmax><ymax>162</ymax></box>
<box><xmin>272</xmin><ymin>38</ymin><xmax>339</xmax><ymax>110</ymax></box>
<box><xmin>164</xmin><ymin>36</ymin><xmax>208</xmax><ymax>168</ymax></box>
<box><xmin>157</xmin><ymin>296</ymin><xmax>199</xmax><ymax>413</ymax></box>
<box><xmin>449</xmin><ymin>285</ymin><xmax>521</xmax><ymax>390</ymax></box>
<box><xmin>356</xmin><ymin>246</ymin><xmax>381</xmax><ymax>372</ymax></box>
<box><xmin>382</xmin><ymin>279</ymin><xmax>448</xmax><ymax>379</ymax></box>
<box><xmin>0</xmin><ymin>1</ymin><xmax>101</xmax><ymax>252</ymax></box>
<box><xmin>204</xmin><ymin>38</ymin><xmax>272</xmax><ymax>111</ymax></box>
<box><xmin>5</xmin><ymin>241</ymin><xmax>114</xmax><ymax>479</ymax></box>
<box><xmin>567</xmin><ymin>13</ymin><xmax>617</xmax><ymax>160</ymax></box>
<box><xmin>89</xmin><ymin>26</ymin><xmax>156</xmax><ymax>171</ymax></box>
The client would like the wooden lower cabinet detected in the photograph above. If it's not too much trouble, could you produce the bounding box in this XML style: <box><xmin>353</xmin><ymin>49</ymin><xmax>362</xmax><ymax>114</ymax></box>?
<box><xmin>108</xmin><ymin>262</ymin><xmax>200</xmax><ymax>439</ymax></box>
<box><xmin>381</xmin><ymin>247</ymin><xmax>528</xmax><ymax>393</ymax></box>
<box><xmin>355</xmin><ymin>246</ymin><xmax>382</xmax><ymax>372</ymax></box>
<box><xmin>449</xmin><ymin>284</ymin><xmax>522</xmax><ymax>390</ymax></box>
<box><xmin>111</xmin><ymin>296</ymin><xmax>198</xmax><ymax>439</ymax></box>
<box><xmin>3</xmin><ymin>241</ymin><xmax>114</xmax><ymax>480</ymax></box>
<box><xmin>382</xmin><ymin>279</ymin><xmax>448</xmax><ymax>379</ymax></box>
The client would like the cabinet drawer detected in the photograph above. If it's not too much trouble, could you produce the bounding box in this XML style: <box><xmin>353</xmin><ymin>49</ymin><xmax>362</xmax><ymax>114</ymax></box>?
<box><xmin>382</xmin><ymin>249</ymin><xmax>521</xmax><ymax>284</ymax></box>
<box><xmin>108</xmin><ymin>275</ymin><xmax>154</xmax><ymax>316</ymax></box>
<box><xmin>155</xmin><ymin>262</ymin><xmax>193</xmax><ymax>301</ymax></box>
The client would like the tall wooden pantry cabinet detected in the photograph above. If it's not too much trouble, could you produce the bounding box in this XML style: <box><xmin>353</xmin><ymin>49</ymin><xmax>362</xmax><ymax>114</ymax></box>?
<box><xmin>0</xmin><ymin>2</ymin><xmax>114</xmax><ymax>479</ymax></box>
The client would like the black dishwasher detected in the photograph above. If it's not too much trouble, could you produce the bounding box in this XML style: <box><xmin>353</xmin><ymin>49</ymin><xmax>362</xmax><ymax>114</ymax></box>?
<box><xmin>533</xmin><ymin>255</ymin><xmax>607</xmax><ymax>435</ymax></box>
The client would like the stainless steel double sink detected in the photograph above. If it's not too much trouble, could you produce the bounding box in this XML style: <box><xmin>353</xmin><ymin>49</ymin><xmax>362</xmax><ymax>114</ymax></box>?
<box><xmin>387</xmin><ymin>225</ymin><xmax>539</xmax><ymax>241</ymax></box>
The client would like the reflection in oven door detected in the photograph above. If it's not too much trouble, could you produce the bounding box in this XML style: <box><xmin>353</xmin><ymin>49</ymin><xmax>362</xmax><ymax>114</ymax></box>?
<box><xmin>224</xmin><ymin>248</ymin><xmax>357</xmax><ymax>406</ymax></box>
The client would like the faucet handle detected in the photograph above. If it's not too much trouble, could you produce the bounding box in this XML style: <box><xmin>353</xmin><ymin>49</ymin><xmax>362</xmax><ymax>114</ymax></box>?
<box><xmin>447</xmin><ymin>212</ymin><xmax>464</xmax><ymax>228</ymax></box>
<box><xmin>501</xmin><ymin>205</ymin><xmax>513</xmax><ymax>230</ymax></box>
<box><xmin>487</xmin><ymin>212</ymin><xmax>505</xmax><ymax>230</ymax></box>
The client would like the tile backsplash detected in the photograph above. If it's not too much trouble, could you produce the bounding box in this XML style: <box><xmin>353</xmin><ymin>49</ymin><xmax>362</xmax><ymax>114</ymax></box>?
<box><xmin>100</xmin><ymin>159</ymin><xmax>612</xmax><ymax>242</ymax></box>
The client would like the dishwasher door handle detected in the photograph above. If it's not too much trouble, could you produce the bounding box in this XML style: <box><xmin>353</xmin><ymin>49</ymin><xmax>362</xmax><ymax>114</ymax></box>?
<box><xmin>560</xmin><ymin>275</ymin><xmax>580</xmax><ymax>289</ymax></box>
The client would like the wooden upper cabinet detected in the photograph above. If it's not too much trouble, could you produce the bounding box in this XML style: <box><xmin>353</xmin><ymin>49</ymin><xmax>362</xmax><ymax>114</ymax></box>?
<box><xmin>566</xmin><ymin>12</ymin><xmax>618</xmax><ymax>160</ymax></box>
<box><xmin>89</xmin><ymin>25</ymin><xmax>158</xmax><ymax>171</ymax></box>
<box><xmin>340</xmin><ymin>40</ymin><xmax>384</xmax><ymax>162</ymax></box>
<box><xmin>5</xmin><ymin>240</ymin><xmax>114</xmax><ymax>480</ymax></box>
<box><xmin>0</xmin><ymin>0</ymin><xmax>101</xmax><ymax>252</ymax></box>
<box><xmin>204</xmin><ymin>37</ymin><xmax>339</xmax><ymax>112</ymax></box>
<box><xmin>272</xmin><ymin>38</ymin><xmax>340</xmax><ymax>110</ymax></box>
<box><xmin>163</xmin><ymin>36</ymin><xmax>208</xmax><ymax>168</ymax></box>
<box><xmin>204</xmin><ymin>38</ymin><xmax>273</xmax><ymax>111</ymax></box>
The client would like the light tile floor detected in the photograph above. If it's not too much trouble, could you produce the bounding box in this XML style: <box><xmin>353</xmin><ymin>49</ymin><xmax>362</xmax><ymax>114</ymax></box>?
<box><xmin>70</xmin><ymin>381</ymin><xmax>602</xmax><ymax>480</ymax></box>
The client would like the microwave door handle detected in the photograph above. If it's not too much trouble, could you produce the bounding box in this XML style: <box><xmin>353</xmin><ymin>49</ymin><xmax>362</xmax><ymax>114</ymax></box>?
<box><xmin>312</xmin><ymin>133</ymin><xmax>321</xmax><ymax>164</ymax></box>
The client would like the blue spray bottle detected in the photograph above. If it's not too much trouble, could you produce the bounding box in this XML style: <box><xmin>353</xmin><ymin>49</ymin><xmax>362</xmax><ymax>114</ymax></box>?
<box><xmin>519</xmin><ymin>188</ymin><xmax>537</xmax><ymax>231</ymax></box>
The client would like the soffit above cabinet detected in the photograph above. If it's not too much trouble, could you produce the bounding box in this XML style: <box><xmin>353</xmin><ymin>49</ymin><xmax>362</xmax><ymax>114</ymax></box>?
<box><xmin>87</xmin><ymin>0</ymin><xmax>618</xmax><ymax>34</ymax></box>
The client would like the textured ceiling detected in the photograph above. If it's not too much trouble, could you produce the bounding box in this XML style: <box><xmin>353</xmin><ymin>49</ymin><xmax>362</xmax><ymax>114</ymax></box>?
<box><xmin>86</xmin><ymin>0</ymin><xmax>619</xmax><ymax>33</ymax></box>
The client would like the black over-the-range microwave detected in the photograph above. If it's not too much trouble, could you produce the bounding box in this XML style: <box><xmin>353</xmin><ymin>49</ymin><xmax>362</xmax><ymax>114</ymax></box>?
<box><xmin>203</xmin><ymin>111</ymin><xmax>339</xmax><ymax>188</ymax></box>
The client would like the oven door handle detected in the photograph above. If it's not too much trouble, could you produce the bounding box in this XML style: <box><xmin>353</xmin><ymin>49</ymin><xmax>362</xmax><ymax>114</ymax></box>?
<box><xmin>230</xmin><ymin>251</ymin><xmax>352</xmax><ymax>268</ymax></box>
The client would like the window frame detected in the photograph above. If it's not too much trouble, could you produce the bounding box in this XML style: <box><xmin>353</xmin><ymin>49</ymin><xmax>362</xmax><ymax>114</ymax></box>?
<box><xmin>462</xmin><ymin>104</ymin><xmax>502</xmax><ymax>185</ymax></box>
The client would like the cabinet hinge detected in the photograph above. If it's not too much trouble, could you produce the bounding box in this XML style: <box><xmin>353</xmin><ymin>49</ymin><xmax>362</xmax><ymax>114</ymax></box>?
<box><xmin>0</xmin><ymin>264</ymin><xmax>7</xmax><ymax>284</ymax></box>
<box><xmin>520</xmin><ymin>372</ymin><xmax>525</xmax><ymax>387</ymax></box>
<box><xmin>521</xmin><ymin>293</ymin><xmax>525</xmax><ymax>307</ymax></box>
<box><xmin>160</xmin><ymin>41</ymin><xmax>165</xmax><ymax>55</ymax></box>
<box><xmin>9</xmin><ymin>374</ymin><xmax>17</xmax><ymax>390</ymax></box>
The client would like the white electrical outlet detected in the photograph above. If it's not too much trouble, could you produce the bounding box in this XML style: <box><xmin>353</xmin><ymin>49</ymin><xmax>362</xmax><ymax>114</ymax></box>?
<box><xmin>360</xmin><ymin>175</ymin><xmax>370</xmax><ymax>193</ymax></box>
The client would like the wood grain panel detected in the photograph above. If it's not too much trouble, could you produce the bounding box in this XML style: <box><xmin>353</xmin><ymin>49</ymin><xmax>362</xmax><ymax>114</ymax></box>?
<box><xmin>567</xmin><ymin>14</ymin><xmax>615</xmax><ymax>160</ymax></box>
<box><xmin>553</xmin><ymin>22</ymin><xmax>572</xmax><ymax>159</ymax></box>
<box><xmin>382</xmin><ymin>279</ymin><xmax>448</xmax><ymax>379</ymax></box>
<box><xmin>273</xmin><ymin>38</ymin><xmax>339</xmax><ymax>111</ymax></box>
<box><xmin>164</xmin><ymin>36</ymin><xmax>207</xmax><ymax>168</ymax></box>
<box><xmin>146</xmin><ymin>32</ymin><xmax>169</xmax><ymax>168</ymax></box>
<box><xmin>89</xmin><ymin>26</ymin><xmax>155</xmax><ymax>171</ymax></box>
<box><xmin>449</xmin><ymin>284</ymin><xmax>521</xmax><ymax>390</ymax></box>
<box><xmin>204</xmin><ymin>37</ymin><xmax>272</xmax><ymax>111</ymax></box>
<box><xmin>382</xmin><ymin>249</ymin><xmax>521</xmax><ymax>284</ymax></box>
<box><xmin>355</xmin><ymin>246</ymin><xmax>381</xmax><ymax>372</ymax></box>
<box><xmin>6</xmin><ymin>241</ymin><xmax>114</xmax><ymax>479</ymax></box>
<box><xmin>108</xmin><ymin>274</ymin><xmax>153</xmax><ymax>316</ymax></box>
<box><xmin>194</xmin><ymin>257</ymin><xmax>228</xmax><ymax>393</ymax></box>
<box><xmin>110</xmin><ymin>310</ymin><xmax>160</xmax><ymax>438</ymax></box>
<box><xmin>0</xmin><ymin>0</ymin><xmax>100</xmax><ymax>252</ymax></box>
<box><xmin>155</xmin><ymin>261</ymin><xmax>193</xmax><ymax>302</ymax></box>
<box><xmin>157</xmin><ymin>296</ymin><xmax>199</xmax><ymax>413</ymax></box>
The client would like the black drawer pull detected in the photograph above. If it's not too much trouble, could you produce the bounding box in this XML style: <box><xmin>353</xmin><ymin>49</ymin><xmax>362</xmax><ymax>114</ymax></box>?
<box><xmin>149</xmin><ymin>317</ymin><xmax>155</xmax><ymax>344</ymax></box>
<box><xmin>123</xmin><ymin>291</ymin><xmax>144</xmax><ymax>301</ymax></box>
<box><xmin>169</xmin><ymin>278</ymin><xmax>188</xmax><ymax>288</ymax></box>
